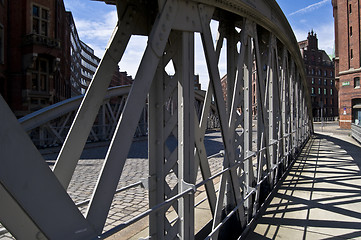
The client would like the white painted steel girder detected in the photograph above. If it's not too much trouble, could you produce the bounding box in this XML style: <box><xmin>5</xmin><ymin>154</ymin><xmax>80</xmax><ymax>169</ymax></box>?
<box><xmin>0</xmin><ymin>0</ymin><xmax>312</xmax><ymax>239</ymax></box>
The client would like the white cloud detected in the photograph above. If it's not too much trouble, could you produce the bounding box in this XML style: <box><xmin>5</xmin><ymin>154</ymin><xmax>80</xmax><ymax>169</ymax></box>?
<box><xmin>293</xmin><ymin>22</ymin><xmax>335</xmax><ymax>56</ymax></box>
<box><xmin>74</xmin><ymin>10</ymin><xmax>118</xmax><ymax>58</ymax></box>
<box><xmin>289</xmin><ymin>0</ymin><xmax>329</xmax><ymax>16</ymax></box>
<box><xmin>64</xmin><ymin>0</ymin><xmax>86</xmax><ymax>11</ymax></box>
<box><xmin>118</xmin><ymin>36</ymin><xmax>148</xmax><ymax>78</ymax></box>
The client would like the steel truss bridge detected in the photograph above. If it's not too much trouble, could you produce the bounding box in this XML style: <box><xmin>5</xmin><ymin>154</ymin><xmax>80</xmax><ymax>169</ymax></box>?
<box><xmin>0</xmin><ymin>0</ymin><xmax>312</xmax><ymax>239</ymax></box>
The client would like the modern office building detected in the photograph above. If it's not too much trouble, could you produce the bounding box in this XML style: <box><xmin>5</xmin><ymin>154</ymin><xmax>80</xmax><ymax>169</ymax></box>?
<box><xmin>80</xmin><ymin>41</ymin><xmax>100</xmax><ymax>93</ymax></box>
<box><xmin>333</xmin><ymin>0</ymin><xmax>361</xmax><ymax>128</ymax></box>
<box><xmin>298</xmin><ymin>31</ymin><xmax>338</xmax><ymax>121</ymax></box>
<box><xmin>67</xmin><ymin>12</ymin><xmax>100</xmax><ymax>96</ymax></box>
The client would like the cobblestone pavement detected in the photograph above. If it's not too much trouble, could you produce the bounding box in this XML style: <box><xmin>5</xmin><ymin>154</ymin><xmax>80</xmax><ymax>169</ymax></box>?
<box><xmin>1</xmin><ymin>130</ymin><xmax>226</xmax><ymax>239</ymax></box>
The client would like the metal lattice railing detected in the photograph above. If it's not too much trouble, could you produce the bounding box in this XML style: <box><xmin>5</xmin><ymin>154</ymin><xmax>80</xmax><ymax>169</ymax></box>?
<box><xmin>0</xmin><ymin>0</ymin><xmax>312</xmax><ymax>239</ymax></box>
<box><xmin>17</xmin><ymin>86</ymin><xmax>219</xmax><ymax>148</ymax></box>
<box><xmin>352</xmin><ymin>123</ymin><xmax>361</xmax><ymax>143</ymax></box>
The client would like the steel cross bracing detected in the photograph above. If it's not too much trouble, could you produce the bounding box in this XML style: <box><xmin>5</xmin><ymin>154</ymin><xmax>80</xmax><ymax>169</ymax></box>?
<box><xmin>0</xmin><ymin>0</ymin><xmax>312</xmax><ymax>239</ymax></box>
<box><xmin>17</xmin><ymin>86</ymin><xmax>217</xmax><ymax>148</ymax></box>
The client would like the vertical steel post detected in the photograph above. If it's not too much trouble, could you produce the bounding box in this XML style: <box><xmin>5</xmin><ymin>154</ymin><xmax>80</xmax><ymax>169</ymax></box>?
<box><xmin>227</xmin><ymin>22</ymin><xmax>237</xmax><ymax>114</ymax></box>
<box><xmin>149</xmin><ymin>59</ymin><xmax>165</xmax><ymax>240</ymax></box>
<box><xmin>268</xmin><ymin>36</ymin><xmax>276</xmax><ymax>185</ymax></box>
<box><xmin>281</xmin><ymin>48</ymin><xmax>288</xmax><ymax>168</ymax></box>
<box><xmin>295</xmin><ymin>74</ymin><xmax>300</xmax><ymax>149</ymax></box>
<box><xmin>178</xmin><ymin>31</ymin><xmax>195</xmax><ymax>240</ymax></box>
<box><xmin>289</xmin><ymin>61</ymin><xmax>295</xmax><ymax>157</ymax></box>
<box><xmin>243</xmin><ymin>29</ymin><xmax>254</xmax><ymax>220</ymax></box>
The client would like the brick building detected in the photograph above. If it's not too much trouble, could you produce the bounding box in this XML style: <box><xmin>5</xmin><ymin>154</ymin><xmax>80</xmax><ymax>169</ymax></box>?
<box><xmin>333</xmin><ymin>0</ymin><xmax>361</xmax><ymax>128</ymax></box>
<box><xmin>110</xmin><ymin>67</ymin><xmax>133</xmax><ymax>87</ymax></box>
<box><xmin>0</xmin><ymin>0</ymin><xmax>105</xmax><ymax>118</ymax></box>
<box><xmin>298</xmin><ymin>31</ymin><xmax>337</xmax><ymax>120</ymax></box>
<box><xmin>220</xmin><ymin>66</ymin><xmax>257</xmax><ymax>117</ymax></box>
<box><xmin>1</xmin><ymin>0</ymin><xmax>71</xmax><ymax>117</ymax></box>
<box><xmin>0</xmin><ymin>0</ymin><xmax>8</xmax><ymax>101</ymax></box>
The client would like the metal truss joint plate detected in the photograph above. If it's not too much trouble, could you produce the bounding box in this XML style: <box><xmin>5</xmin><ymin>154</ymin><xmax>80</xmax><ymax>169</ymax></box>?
<box><xmin>141</xmin><ymin>177</ymin><xmax>150</xmax><ymax>190</ymax></box>
<box><xmin>197</xmin><ymin>4</ymin><xmax>215</xmax><ymax>33</ymax></box>
<box><xmin>150</xmin><ymin>0</ymin><xmax>178</xmax><ymax>58</ymax></box>
<box><xmin>270</xmin><ymin>139</ymin><xmax>278</xmax><ymax>146</ymax></box>
<box><xmin>181</xmin><ymin>180</ymin><xmax>196</xmax><ymax>194</ymax></box>
<box><xmin>245</xmin><ymin>151</ymin><xmax>256</xmax><ymax>160</ymax></box>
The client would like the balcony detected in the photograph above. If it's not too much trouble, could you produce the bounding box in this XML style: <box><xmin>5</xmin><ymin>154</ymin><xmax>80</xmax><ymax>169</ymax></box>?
<box><xmin>23</xmin><ymin>34</ymin><xmax>61</xmax><ymax>48</ymax></box>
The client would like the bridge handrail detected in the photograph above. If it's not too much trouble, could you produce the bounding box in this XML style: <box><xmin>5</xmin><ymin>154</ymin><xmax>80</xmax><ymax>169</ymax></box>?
<box><xmin>351</xmin><ymin>123</ymin><xmax>361</xmax><ymax>143</ymax></box>
<box><xmin>19</xmin><ymin>85</ymin><xmax>131</xmax><ymax>131</ymax></box>
<box><xmin>19</xmin><ymin>86</ymin><xmax>213</xmax><ymax>132</ymax></box>
<box><xmin>100</xmin><ymin>123</ymin><xmax>311</xmax><ymax>239</ymax></box>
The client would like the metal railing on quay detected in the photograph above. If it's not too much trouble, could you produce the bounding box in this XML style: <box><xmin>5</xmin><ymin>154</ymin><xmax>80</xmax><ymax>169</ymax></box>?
<box><xmin>100</xmin><ymin>125</ymin><xmax>311</xmax><ymax>239</ymax></box>
<box><xmin>351</xmin><ymin>123</ymin><xmax>361</xmax><ymax>143</ymax></box>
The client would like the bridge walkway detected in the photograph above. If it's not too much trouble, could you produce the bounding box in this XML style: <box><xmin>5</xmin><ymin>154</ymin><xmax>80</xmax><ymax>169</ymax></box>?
<box><xmin>247</xmin><ymin>123</ymin><xmax>361</xmax><ymax>239</ymax></box>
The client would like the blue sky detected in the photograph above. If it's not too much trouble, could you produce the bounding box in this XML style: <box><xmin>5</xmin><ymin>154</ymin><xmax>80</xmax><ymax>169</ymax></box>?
<box><xmin>277</xmin><ymin>0</ymin><xmax>335</xmax><ymax>56</ymax></box>
<box><xmin>63</xmin><ymin>0</ymin><xmax>335</xmax><ymax>85</ymax></box>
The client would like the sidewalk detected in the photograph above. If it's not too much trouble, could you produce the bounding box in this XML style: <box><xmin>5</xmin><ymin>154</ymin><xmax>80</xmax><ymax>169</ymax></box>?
<box><xmin>247</xmin><ymin>122</ymin><xmax>361</xmax><ymax>239</ymax></box>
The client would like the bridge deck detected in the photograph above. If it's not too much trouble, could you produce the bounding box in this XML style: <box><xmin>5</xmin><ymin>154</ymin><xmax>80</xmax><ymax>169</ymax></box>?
<box><xmin>247</xmin><ymin>122</ymin><xmax>361</xmax><ymax>239</ymax></box>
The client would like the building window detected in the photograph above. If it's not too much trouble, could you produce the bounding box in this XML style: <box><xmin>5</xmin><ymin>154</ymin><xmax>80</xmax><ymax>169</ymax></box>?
<box><xmin>311</xmin><ymin>87</ymin><xmax>315</xmax><ymax>94</ymax></box>
<box><xmin>32</xmin><ymin>5</ymin><xmax>49</xmax><ymax>36</ymax></box>
<box><xmin>350</xmin><ymin>4</ymin><xmax>352</xmax><ymax>14</ymax></box>
<box><xmin>350</xmin><ymin>26</ymin><xmax>353</xmax><ymax>37</ymax></box>
<box><xmin>312</xmin><ymin>78</ymin><xmax>315</xmax><ymax>84</ymax></box>
<box><xmin>324</xmin><ymin>79</ymin><xmax>327</xmax><ymax>85</ymax></box>
<box><xmin>0</xmin><ymin>24</ymin><xmax>3</xmax><ymax>64</ymax></box>
<box><xmin>318</xmin><ymin>88</ymin><xmax>321</xmax><ymax>95</ymax></box>
<box><xmin>330</xmin><ymin>71</ymin><xmax>333</xmax><ymax>77</ymax></box>
<box><xmin>312</xmin><ymin>69</ymin><xmax>315</xmax><ymax>75</ymax></box>
<box><xmin>324</xmin><ymin>70</ymin><xmax>327</xmax><ymax>76</ymax></box>
<box><xmin>324</xmin><ymin>89</ymin><xmax>327</xmax><ymax>95</ymax></box>
<box><xmin>318</xmin><ymin>78</ymin><xmax>321</xmax><ymax>85</ymax></box>
<box><xmin>330</xmin><ymin>89</ymin><xmax>333</xmax><ymax>95</ymax></box>
<box><xmin>355</xmin><ymin>77</ymin><xmax>360</xmax><ymax>88</ymax></box>
<box><xmin>351</xmin><ymin>49</ymin><xmax>354</xmax><ymax>59</ymax></box>
<box><xmin>331</xmin><ymin>79</ymin><xmax>333</xmax><ymax>86</ymax></box>
<box><xmin>31</xmin><ymin>58</ymin><xmax>49</xmax><ymax>92</ymax></box>
<box><xmin>318</xmin><ymin>69</ymin><xmax>321</xmax><ymax>76</ymax></box>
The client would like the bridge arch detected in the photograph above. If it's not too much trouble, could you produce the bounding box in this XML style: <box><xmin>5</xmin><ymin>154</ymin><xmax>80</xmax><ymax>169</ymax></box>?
<box><xmin>0</xmin><ymin>0</ymin><xmax>312</xmax><ymax>239</ymax></box>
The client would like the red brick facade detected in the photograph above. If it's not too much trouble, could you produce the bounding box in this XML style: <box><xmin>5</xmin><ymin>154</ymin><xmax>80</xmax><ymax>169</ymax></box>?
<box><xmin>299</xmin><ymin>31</ymin><xmax>337</xmax><ymax>120</ymax></box>
<box><xmin>110</xmin><ymin>68</ymin><xmax>133</xmax><ymax>87</ymax></box>
<box><xmin>333</xmin><ymin>0</ymin><xmax>361</xmax><ymax>128</ymax></box>
<box><xmin>1</xmin><ymin>0</ymin><xmax>71</xmax><ymax>117</ymax></box>
<box><xmin>0</xmin><ymin>0</ymin><xmax>8</xmax><ymax>102</ymax></box>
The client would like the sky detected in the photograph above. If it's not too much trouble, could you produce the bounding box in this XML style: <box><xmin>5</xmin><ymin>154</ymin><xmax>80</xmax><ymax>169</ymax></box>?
<box><xmin>63</xmin><ymin>0</ymin><xmax>335</xmax><ymax>88</ymax></box>
<box><xmin>277</xmin><ymin>0</ymin><xmax>335</xmax><ymax>56</ymax></box>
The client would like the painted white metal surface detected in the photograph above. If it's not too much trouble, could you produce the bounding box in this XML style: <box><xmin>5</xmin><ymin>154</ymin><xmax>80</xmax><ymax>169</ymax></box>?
<box><xmin>0</xmin><ymin>0</ymin><xmax>312</xmax><ymax>239</ymax></box>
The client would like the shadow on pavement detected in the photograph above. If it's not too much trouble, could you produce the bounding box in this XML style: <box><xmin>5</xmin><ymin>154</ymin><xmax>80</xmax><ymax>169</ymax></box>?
<box><xmin>247</xmin><ymin>134</ymin><xmax>361</xmax><ymax>239</ymax></box>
